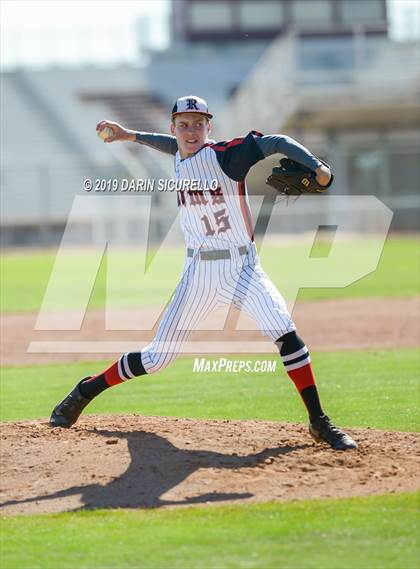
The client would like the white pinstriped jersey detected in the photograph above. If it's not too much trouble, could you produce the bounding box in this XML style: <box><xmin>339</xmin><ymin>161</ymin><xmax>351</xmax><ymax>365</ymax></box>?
<box><xmin>174</xmin><ymin>132</ymin><xmax>263</xmax><ymax>250</ymax></box>
<box><xmin>111</xmin><ymin>128</ymin><xmax>321</xmax><ymax>376</ymax></box>
<box><xmin>125</xmin><ymin>131</ymin><xmax>307</xmax><ymax>373</ymax></box>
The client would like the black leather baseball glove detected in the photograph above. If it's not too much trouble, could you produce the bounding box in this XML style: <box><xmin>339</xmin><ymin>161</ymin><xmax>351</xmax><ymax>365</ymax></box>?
<box><xmin>266</xmin><ymin>158</ymin><xmax>334</xmax><ymax>196</ymax></box>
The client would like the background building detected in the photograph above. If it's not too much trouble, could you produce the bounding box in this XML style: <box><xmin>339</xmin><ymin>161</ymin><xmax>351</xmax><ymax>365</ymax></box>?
<box><xmin>1</xmin><ymin>0</ymin><xmax>419</xmax><ymax>246</ymax></box>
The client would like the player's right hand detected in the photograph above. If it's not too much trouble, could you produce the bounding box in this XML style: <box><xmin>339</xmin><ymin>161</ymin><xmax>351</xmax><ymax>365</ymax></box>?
<box><xmin>96</xmin><ymin>120</ymin><xmax>136</xmax><ymax>143</ymax></box>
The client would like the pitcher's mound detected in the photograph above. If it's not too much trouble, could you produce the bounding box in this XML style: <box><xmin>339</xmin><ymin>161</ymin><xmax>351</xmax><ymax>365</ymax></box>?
<box><xmin>1</xmin><ymin>415</ymin><xmax>418</xmax><ymax>515</ymax></box>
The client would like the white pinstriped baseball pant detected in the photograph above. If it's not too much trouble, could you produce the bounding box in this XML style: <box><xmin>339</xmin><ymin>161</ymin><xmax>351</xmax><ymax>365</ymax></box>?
<box><xmin>140</xmin><ymin>243</ymin><xmax>296</xmax><ymax>374</ymax></box>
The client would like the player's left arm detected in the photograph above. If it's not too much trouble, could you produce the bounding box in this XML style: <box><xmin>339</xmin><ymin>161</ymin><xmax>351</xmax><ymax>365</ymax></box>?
<box><xmin>256</xmin><ymin>134</ymin><xmax>331</xmax><ymax>186</ymax></box>
<box><xmin>213</xmin><ymin>132</ymin><xmax>330</xmax><ymax>185</ymax></box>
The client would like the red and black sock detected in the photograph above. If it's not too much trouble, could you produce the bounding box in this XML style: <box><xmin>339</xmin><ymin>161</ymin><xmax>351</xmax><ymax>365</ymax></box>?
<box><xmin>79</xmin><ymin>352</ymin><xmax>147</xmax><ymax>399</ymax></box>
<box><xmin>276</xmin><ymin>331</ymin><xmax>324</xmax><ymax>421</ymax></box>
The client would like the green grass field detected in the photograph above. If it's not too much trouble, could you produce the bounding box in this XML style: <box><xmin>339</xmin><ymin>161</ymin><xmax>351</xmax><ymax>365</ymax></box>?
<box><xmin>1</xmin><ymin>493</ymin><xmax>418</xmax><ymax>569</ymax></box>
<box><xmin>1</xmin><ymin>236</ymin><xmax>419</xmax><ymax>568</ymax></box>
<box><xmin>1</xmin><ymin>237</ymin><xmax>419</xmax><ymax>312</ymax></box>
<box><xmin>1</xmin><ymin>349</ymin><xmax>419</xmax><ymax>568</ymax></box>
<box><xmin>1</xmin><ymin>349</ymin><xmax>419</xmax><ymax>432</ymax></box>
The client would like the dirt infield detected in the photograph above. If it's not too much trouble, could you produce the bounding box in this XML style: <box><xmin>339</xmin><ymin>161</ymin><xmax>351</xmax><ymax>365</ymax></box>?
<box><xmin>2</xmin><ymin>297</ymin><xmax>419</xmax><ymax>365</ymax></box>
<box><xmin>0</xmin><ymin>415</ymin><xmax>418</xmax><ymax>516</ymax></box>
<box><xmin>1</xmin><ymin>297</ymin><xmax>418</xmax><ymax>516</ymax></box>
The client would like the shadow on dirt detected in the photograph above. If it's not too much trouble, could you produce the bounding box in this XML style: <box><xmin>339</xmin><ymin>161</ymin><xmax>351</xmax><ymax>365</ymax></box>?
<box><xmin>0</xmin><ymin>428</ymin><xmax>311</xmax><ymax>511</ymax></box>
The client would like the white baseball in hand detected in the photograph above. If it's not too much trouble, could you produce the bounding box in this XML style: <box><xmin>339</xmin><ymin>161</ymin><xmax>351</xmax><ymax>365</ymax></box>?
<box><xmin>97</xmin><ymin>126</ymin><xmax>114</xmax><ymax>141</ymax></box>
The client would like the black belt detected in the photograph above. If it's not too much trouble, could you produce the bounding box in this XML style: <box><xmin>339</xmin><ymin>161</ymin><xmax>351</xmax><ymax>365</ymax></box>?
<box><xmin>187</xmin><ymin>245</ymin><xmax>248</xmax><ymax>261</ymax></box>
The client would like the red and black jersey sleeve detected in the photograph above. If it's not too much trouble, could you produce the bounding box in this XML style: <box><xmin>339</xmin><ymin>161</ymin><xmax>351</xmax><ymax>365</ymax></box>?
<box><xmin>209</xmin><ymin>131</ymin><xmax>265</xmax><ymax>182</ymax></box>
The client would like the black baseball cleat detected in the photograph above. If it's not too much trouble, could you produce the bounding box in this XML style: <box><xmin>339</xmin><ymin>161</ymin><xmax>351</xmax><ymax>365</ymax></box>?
<box><xmin>309</xmin><ymin>415</ymin><xmax>358</xmax><ymax>450</ymax></box>
<box><xmin>49</xmin><ymin>378</ymin><xmax>92</xmax><ymax>428</ymax></box>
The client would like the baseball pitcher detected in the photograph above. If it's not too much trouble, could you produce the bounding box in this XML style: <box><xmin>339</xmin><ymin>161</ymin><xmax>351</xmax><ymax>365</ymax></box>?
<box><xmin>50</xmin><ymin>96</ymin><xmax>357</xmax><ymax>450</ymax></box>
